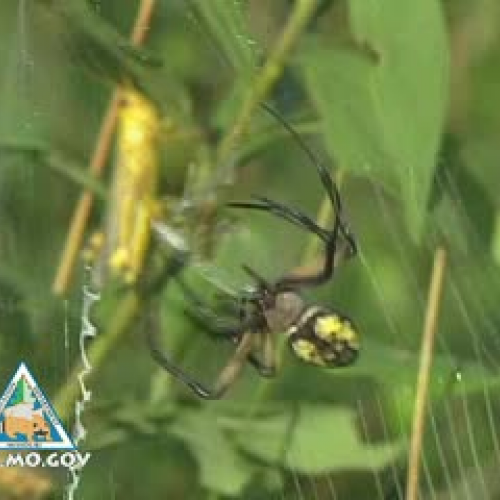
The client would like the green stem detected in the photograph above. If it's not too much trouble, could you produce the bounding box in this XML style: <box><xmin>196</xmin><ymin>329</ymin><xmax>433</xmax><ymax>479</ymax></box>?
<box><xmin>46</xmin><ymin>152</ymin><xmax>108</xmax><ymax>200</ymax></box>
<box><xmin>54</xmin><ymin>292</ymin><xmax>141</xmax><ymax>422</ymax></box>
<box><xmin>214</xmin><ymin>0</ymin><xmax>322</xmax><ymax>419</ymax></box>
<box><xmin>215</xmin><ymin>0</ymin><xmax>321</xmax><ymax>168</ymax></box>
<box><xmin>302</xmin><ymin>170</ymin><xmax>345</xmax><ymax>263</ymax></box>
<box><xmin>53</xmin><ymin>0</ymin><xmax>321</xmax><ymax>430</ymax></box>
<box><xmin>236</xmin><ymin>119</ymin><xmax>322</xmax><ymax>165</ymax></box>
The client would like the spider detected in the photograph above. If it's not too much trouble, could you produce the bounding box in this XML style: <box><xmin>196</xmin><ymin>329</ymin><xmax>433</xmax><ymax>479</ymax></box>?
<box><xmin>147</xmin><ymin>104</ymin><xmax>360</xmax><ymax>399</ymax></box>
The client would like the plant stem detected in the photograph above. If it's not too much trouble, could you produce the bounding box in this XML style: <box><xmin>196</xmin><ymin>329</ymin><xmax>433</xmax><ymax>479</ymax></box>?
<box><xmin>46</xmin><ymin>152</ymin><xmax>108</xmax><ymax>200</ymax></box>
<box><xmin>52</xmin><ymin>0</ymin><xmax>158</xmax><ymax>296</ymax></box>
<box><xmin>54</xmin><ymin>291</ymin><xmax>141</xmax><ymax>422</ymax></box>
<box><xmin>215</xmin><ymin>0</ymin><xmax>321</xmax><ymax>168</ymax></box>
<box><xmin>54</xmin><ymin>0</ymin><xmax>321</xmax><ymax>417</ymax></box>
<box><xmin>224</xmin><ymin>0</ymin><xmax>321</xmax><ymax>415</ymax></box>
<box><xmin>302</xmin><ymin>170</ymin><xmax>345</xmax><ymax>263</ymax></box>
<box><xmin>237</xmin><ymin>119</ymin><xmax>322</xmax><ymax>165</ymax></box>
<box><xmin>406</xmin><ymin>247</ymin><xmax>447</xmax><ymax>500</ymax></box>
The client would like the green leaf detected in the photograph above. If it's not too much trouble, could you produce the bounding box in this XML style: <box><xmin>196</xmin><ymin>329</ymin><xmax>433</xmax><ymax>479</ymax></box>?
<box><xmin>32</xmin><ymin>0</ymin><xmax>187</xmax><ymax>113</ymax></box>
<box><xmin>86</xmin><ymin>427</ymin><xmax>129</xmax><ymax>451</ymax></box>
<box><xmin>170</xmin><ymin>408</ymin><xmax>257</xmax><ymax>497</ymax></box>
<box><xmin>45</xmin><ymin>150</ymin><xmax>108</xmax><ymax>199</ymax></box>
<box><xmin>34</xmin><ymin>0</ymin><xmax>154</xmax><ymax>84</ymax></box>
<box><xmin>331</xmin><ymin>340</ymin><xmax>500</xmax><ymax>437</ymax></box>
<box><xmin>188</xmin><ymin>0</ymin><xmax>259</xmax><ymax>75</ymax></box>
<box><xmin>0</xmin><ymin>143</ymin><xmax>107</xmax><ymax>199</ymax></box>
<box><xmin>297</xmin><ymin>0</ymin><xmax>449</xmax><ymax>239</ymax></box>
<box><xmin>230</xmin><ymin>404</ymin><xmax>403</xmax><ymax>473</ymax></box>
<box><xmin>429</xmin><ymin>134</ymin><xmax>495</xmax><ymax>253</ymax></box>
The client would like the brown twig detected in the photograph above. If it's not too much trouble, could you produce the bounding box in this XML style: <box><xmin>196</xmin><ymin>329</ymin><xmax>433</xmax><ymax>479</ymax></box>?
<box><xmin>406</xmin><ymin>247</ymin><xmax>447</xmax><ymax>500</ymax></box>
<box><xmin>52</xmin><ymin>0</ymin><xmax>157</xmax><ymax>296</ymax></box>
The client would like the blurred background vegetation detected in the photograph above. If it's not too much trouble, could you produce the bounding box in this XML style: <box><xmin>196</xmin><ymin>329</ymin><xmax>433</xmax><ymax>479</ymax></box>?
<box><xmin>0</xmin><ymin>0</ymin><xmax>500</xmax><ymax>498</ymax></box>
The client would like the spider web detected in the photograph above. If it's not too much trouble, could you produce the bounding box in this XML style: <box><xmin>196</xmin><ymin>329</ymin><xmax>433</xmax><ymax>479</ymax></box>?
<box><xmin>358</xmin><ymin>176</ymin><xmax>500</xmax><ymax>500</ymax></box>
<box><xmin>1</xmin><ymin>1</ymin><xmax>499</xmax><ymax>499</ymax></box>
<box><xmin>181</xmin><ymin>3</ymin><xmax>500</xmax><ymax>498</ymax></box>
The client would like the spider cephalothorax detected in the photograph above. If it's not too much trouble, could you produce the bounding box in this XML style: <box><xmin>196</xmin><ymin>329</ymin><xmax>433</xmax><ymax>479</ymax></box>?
<box><xmin>147</xmin><ymin>104</ymin><xmax>360</xmax><ymax>399</ymax></box>
<box><xmin>241</xmin><ymin>272</ymin><xmax>359</xmax><ymax>370</ymax></box>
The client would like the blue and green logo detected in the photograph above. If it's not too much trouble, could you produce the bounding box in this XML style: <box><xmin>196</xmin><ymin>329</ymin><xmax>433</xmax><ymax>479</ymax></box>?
<box><xmin>0</xmin><ymin>363</ymin><xmax>74</xmax><ymax>450</ymax></box>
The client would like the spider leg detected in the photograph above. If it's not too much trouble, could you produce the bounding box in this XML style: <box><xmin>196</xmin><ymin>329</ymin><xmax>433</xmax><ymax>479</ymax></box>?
<box><xmin>256</xmin><ymin>330</ymin><xmax>277</xmax><ymax>377</ymax></box>
<box><xmin>176</xmin><ymin>276</ymin><xmax>242</xmax><ymax>335</ymax></box>
<box><xmin>312</xmin><ymin>164</ymin><xmax>357</xmax><ymax>258</ymax></box>
<box><xmin>147</xmin><ymin>325</ymin><xmax>257</xmax><ymax>399</ymax></box>
<box><xmin>147</xmin><ymin>325</ymin><xmax>215</xmax><ymax>398</ymax></box>
<box><xmin>175</xmin><ymin>276</ymin><xmax>274</xmax><ymax>376</ymax></box>
<box><xmin>274</xmin><ymin>215</ymin><xmax>341</xmax><ymax>290</ymax></box>
<box><xmin>241</xmin><ymin>264</ymin><xmax>271</xmax><ymax>290</ymax></box>
<box><xmin>232</xmin><ymin>102</ymin><xmax>359</xmax><ymax>290</ymax></box>
<box><xmin>227</xmin><ymin>196</ymin><xmax>330</xmax><ymax>242</ymax></box>
<box><xmin>228</xmin><ymin>197</ymin><xmax>353</xmax><ymax>290</ymax></box>
<box><xmin>210</xmin><ymin>331</ymin><xmax>257</xmax><ymax>398</ymax></box>
<box><xmin>259</xmin><ymin>103</ymin><xmax>357</xmax><ymax>257</ymax></box>
<box><xmin>228</xmin><ymin>196</ymin><xmax>356</xmax><ymax>261</ymax></box>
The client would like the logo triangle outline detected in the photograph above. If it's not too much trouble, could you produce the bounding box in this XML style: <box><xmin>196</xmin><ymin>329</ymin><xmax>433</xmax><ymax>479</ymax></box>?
<box><xmin>0</xmin><ymin>362</ymin><xmax>75</xmax><ymax>450</ymax></box>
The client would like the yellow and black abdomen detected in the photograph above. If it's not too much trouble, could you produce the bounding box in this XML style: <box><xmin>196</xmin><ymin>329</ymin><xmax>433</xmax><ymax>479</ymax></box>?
<box><xmin>287</xmin><ymin>306</ymin><xmax>359</xmax><ymax>367</ymax></box>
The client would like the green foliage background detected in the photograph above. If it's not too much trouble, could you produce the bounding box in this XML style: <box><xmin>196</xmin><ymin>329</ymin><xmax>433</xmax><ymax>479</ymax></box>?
<box><xmin>0</xmin><ymin>0</ymin><xmax>500</xmax><ymax>498</ymax></box>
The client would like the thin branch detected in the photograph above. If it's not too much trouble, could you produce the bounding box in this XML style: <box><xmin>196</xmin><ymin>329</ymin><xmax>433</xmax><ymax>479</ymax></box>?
<box><xmin>215</xmin><ymin>0</ymin><xmax>321</xmax><ymax>167</ymax></box>
<box><xmin>406</xmin><ymin>247</ymin><xmax>447</xmax><ymax>500</ymax></box>
<box><xmin>52</xmin><ymin>0</ymin><xmax>158</xmax><ymax>296</ymax></box>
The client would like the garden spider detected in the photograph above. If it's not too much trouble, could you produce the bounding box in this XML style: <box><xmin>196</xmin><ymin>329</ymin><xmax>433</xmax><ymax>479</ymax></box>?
<box><xmin>147</xmin><ymin>104</ymin><xmax>359</xmax><ymax>399</ymax></box>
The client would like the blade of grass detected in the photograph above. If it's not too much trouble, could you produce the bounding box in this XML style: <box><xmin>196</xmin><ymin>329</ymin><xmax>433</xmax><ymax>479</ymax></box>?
<box><xmin>406</xmin><ymin>247</ymin><xmax>447</xmax><ymax>500</ymax></box>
